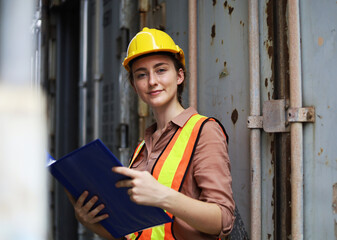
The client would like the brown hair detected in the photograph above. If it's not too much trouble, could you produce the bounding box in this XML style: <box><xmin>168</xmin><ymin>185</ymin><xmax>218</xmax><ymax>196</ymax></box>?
<box><xmin>127</xmin><ymin>52</ymin><xmax>186</xmax><ymax>105</ymax></box>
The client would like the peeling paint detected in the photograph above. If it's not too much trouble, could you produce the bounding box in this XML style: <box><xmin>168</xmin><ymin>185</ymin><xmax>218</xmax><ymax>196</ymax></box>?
<box><xmin>213</xmin><ymin>0</ymin><xmax>217</xmax><ymax>6</ymax></box>
<box><xmin>265</xmin><ymin>78</ymin><xmax>269</xmax><ymax>87</ymax></box>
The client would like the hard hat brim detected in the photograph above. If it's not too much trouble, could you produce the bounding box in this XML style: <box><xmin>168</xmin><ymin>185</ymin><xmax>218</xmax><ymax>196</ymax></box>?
<box><xmin>123</xmin><ymin>48</ymin><xmax>184</xmax><ymax>72</ymax></box>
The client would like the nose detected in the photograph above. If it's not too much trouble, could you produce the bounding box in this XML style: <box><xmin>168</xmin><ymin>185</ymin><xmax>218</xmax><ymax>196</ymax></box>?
<box><xmin>148</xmin><ymin>71</ymin><xmax>158</xmax><ymax>86</ymax></box>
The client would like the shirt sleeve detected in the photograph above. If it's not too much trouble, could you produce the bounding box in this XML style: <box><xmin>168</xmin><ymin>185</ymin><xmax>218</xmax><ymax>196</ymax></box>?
<box><xmin>192</xmin><ymin>119</ymin><xmax>235</xmax><ymax>237</ymax></box>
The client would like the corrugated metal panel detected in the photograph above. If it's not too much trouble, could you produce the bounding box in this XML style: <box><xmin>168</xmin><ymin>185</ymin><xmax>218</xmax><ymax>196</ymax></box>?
<box><xmin>101</xmin><ymin>0</ymin><xmax>122</xmax><ymax>155</ymax></box>
<box><xmin>300</xmin><ymin>0</ymin><xmax>337</xmax><ymax>239</ymax></box>
<box><xmin>197</xmin><ymin>0</ymin><xmax>251</xmax><ymax>235</ymax></box>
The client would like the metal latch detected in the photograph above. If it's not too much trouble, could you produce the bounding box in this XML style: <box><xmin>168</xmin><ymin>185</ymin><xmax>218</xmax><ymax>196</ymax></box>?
<box><xmin>247</xmin><ymin>99</ymin><xmax>315</xmax><ymax>132</ymax></box>
<box><xmin>247</xmin><ymin>116</ymin><xmax>263</xmax><ymax>129</ymax></box>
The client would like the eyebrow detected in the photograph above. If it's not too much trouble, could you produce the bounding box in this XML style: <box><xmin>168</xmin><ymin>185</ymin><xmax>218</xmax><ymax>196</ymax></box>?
<box><xmin>133</xmin><ymin>62</ymin><xmax>169</xmax><ymax>73</ymax></box>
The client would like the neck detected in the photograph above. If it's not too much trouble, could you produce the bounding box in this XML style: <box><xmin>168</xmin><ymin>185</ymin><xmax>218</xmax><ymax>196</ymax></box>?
<box><xmin>153</xmin><ymin>102</ymin><xmax>185</xmax><ymax>131</ymax></box>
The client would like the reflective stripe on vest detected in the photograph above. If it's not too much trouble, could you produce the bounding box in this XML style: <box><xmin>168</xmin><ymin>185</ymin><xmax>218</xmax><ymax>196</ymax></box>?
<box><xmin>129</xmin><ymin>140</ymin><xmax>145</xmax><ymax>167</ymax></box>
<box><xmin>128</xmin><ymin>114</ymin><xmax>211</xmax><ymax>240</ymax></box>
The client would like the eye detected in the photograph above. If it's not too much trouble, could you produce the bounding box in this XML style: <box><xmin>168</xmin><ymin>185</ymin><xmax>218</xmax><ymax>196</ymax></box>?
<box><xmin>135</xmin><ymin>72</ymin><xmax>147</xmax><ymax>79</ymax></box>
<box><xmin>156</xmin><ymin>68</ymin><xmax>167</xmax><ymax>74</ymax></box>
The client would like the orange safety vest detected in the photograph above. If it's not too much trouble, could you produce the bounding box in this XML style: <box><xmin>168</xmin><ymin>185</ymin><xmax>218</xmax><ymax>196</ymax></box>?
<box><xmin>126</xmin><ymin>114</ymin><xmax>227</xmax><ymax>240</ymax></box>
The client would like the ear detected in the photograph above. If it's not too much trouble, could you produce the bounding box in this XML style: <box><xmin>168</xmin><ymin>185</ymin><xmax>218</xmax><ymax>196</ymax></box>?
<box><xmin>177</xmin><ymin>68</ymin><xmax>184</xmax><ymax>85</ymax></box>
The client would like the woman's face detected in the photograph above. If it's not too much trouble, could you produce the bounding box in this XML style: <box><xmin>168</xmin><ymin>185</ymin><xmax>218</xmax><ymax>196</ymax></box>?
<box><xmin>131</xmin><ymin>54</ymin><xmax>184</xmax><ymax>110</ymax></box>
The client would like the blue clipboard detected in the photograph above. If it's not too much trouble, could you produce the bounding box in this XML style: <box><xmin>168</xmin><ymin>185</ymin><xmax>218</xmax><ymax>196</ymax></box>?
<box><xmin>48</xmin><ymin>139</ymin><xmax>172</xmax><ymax>238</ymax></box>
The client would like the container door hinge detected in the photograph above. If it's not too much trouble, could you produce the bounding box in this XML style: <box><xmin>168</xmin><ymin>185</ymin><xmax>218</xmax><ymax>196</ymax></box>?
<box><xmin>287</xmin><ymin>107</ymin><xmax>315</xmax><ymax>123</ymax></box>
<box><xmin>247</xmin><ymin>99</ymin><xmax>315</xmax><ymax>132</ymax></box>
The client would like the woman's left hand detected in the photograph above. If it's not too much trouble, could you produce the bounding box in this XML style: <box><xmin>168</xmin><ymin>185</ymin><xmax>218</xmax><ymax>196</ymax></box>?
<box><xmin>113</xmin><ymin>167</ymin><xmax>170</xmax><ymax>207</ymax></box>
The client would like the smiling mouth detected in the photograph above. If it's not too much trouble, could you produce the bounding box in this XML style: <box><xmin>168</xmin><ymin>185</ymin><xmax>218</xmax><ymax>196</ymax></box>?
<box><xmin>148</xmin><ymin>90</ymin><xmax>162</xmax><ymax>96</ymax></box>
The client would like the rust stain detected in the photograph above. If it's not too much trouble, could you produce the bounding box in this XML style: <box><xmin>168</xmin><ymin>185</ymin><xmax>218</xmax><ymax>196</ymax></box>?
<box><xmin>268</xmin><ymin>45</ymin><xmax>274</xmax><ymax>59</ymax></box>
<box><xmin>231</xmin><ymin>109</ymin><xmax>238</xmax><ymax>125</ymax></box>
<box><xmin>240</xmin><ymin>20</ymin><xmax>245</xmax><ymax>27</ymax></box>
<box><xmin>266</xmin><ymin>0</ymin><xmax>274</xmax><ymax>42</ymax></box>
<box><xmin>216</xmin><ymin>58</ymin><xmax>219</xmax><ymax>63</ymax></box>
<box><xmin>211</xmin><ymin>24</ymin><xmax>216</xmax><ymax>39</ymax></box>
<box><xmin>270</xmin><ymin>140</ymin><xmax>275</xmax><ymax>163</ymax></box>
<box><xmin>265</xmin><ymin>0</ymin><xmax>275</xmax><ymax>100</ymax></box>
<box><xmin>224</xmin><ymin>61</ymin><xmax>227</xmax><ymax>67</ymax></box>
<box><xmin>318</xmin><ymin>148</ymin><xmax>323</xmax><ymax>156</ymax></box>
<box><xmin>223</xmin><ymin>1</ymin><xmax>234</xmax><ymax>15</ymax></box>
<box><xmin>221</xmin><ymin>39</ymin><xmax>224</xmax><ymax>45</ymax></box>
<box><xmin>333</xmin><ymin>183</ymin><xmax>337</xmax><ymax>214</ymax></box>
<box><xmin>318</xmin><ymin>37</ymin><xmax>324</xmax><ymax>46</ymax></box>
<box><xmin>228</xmin><ymin>6</ymin><xmax>234</xmax><ymax>15</ymax></box>
<box><xmin>335</xmin><ymin>220</ymin><xmax>337</xmax><ymax>239</ymax></box>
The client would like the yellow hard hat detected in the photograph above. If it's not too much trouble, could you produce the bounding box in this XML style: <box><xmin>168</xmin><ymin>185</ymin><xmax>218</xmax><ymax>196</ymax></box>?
<box><xmin>123</xmin><ymin>27</ymin><xmax>185</xmax><ymax>72</ymax></box>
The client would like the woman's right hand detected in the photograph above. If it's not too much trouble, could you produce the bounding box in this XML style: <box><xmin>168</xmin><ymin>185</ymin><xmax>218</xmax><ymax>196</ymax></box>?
<box><xmin>65</xmin><ymin>190</ymin><xmax>116</xmax><ymax>239</ymax></box>
<box><xmin>68</xmin><ymin>191</ymin><xmax>109</xmax><ymax>226</ymax></box>
<box><xmin>65</xmin><ymin>190</ymin><xmax>118</xmax><ymax>239</ymax></box>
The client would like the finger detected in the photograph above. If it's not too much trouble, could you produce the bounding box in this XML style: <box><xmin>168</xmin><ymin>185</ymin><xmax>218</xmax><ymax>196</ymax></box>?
<box><xmin>82</xmin><ymin>195</ymin><xmax>99</xmax><ymax>212</ymax></box>
<box><xmin>115</xmin><ymin>179</ymin><xmax>134</xmax><ymax>188</ymax></box>
<box><xmin>88</xmin><ymin>203</ymin><xmax>106</xmax><ymax>218</ymax></box>
<box><xmin>75</xmin><ymin>191</ymin><xmax>89</xmax><ymax>208</ymax></box>
<box><xmin>112</xmin><ymin>166</ymin><xmax>139</xmax><ymax>178</ymax></box>
<box><xmin>91</xmin><ymin>213</ymin><xmax>109</xmax><ymax>224</ymax></box>
<box><xmin>127</xmin><ymin>188</ymin><xmax>133</xmax><ymax>196</ymax></box>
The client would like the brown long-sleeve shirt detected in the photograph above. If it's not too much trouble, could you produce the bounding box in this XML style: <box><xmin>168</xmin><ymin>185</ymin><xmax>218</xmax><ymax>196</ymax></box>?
<box><xmin>130</xmin><ymin>107</ymin><xmax>235</xmax><ymax>239</ymax></box>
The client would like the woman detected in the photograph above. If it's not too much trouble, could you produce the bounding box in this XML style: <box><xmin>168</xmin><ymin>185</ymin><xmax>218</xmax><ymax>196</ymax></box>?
<box><xmin>69</xmin><ymin>27</ymin><xmax>235</xmax><ymax>240</ymax></box>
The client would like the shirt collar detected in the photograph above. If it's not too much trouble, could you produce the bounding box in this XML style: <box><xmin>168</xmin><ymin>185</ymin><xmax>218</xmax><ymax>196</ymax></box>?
<box><xmin>171</xmin><ymin>107</ymin><xmax>198</xmax><ymax>127</ymax></box>
<box><xmin>145</xmin><ymin>106</ymin><xmax>198</xmax><ymax>135</ymax></box>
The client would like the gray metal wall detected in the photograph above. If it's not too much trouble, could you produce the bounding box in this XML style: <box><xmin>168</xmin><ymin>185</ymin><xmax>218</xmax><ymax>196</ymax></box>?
<box><xmin>301</xmin><ymin>1</ymin><xmax>337</xmax><ymax>239</ymax></box>
<box><xmin>197</xmin><ymin>0</ymin><xmax>251</xmax><ymax>235</ymax></box>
